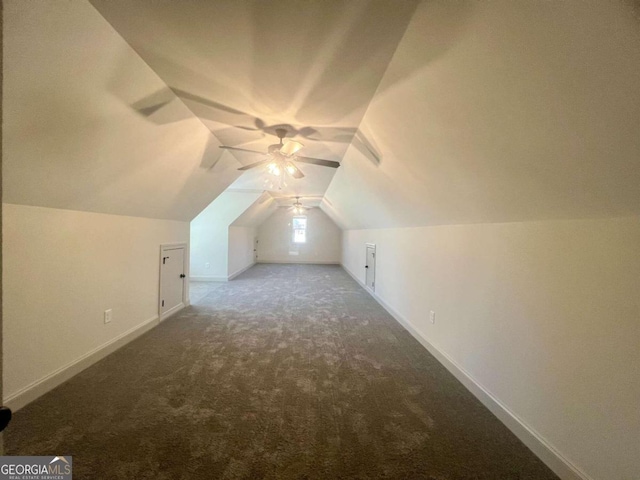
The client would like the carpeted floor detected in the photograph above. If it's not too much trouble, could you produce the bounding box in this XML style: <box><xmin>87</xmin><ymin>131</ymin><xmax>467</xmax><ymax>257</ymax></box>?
<box><xmin>6</xmin><ymin>264</ymin><xmax>558</xmax><ymax>479</ymax></box>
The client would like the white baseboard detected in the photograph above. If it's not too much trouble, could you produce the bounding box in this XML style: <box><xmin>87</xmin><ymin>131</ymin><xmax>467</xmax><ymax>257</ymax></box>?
<box><xmin>340</xmin><ymin>264</ymin><xmax>590</xmax><ymax>480</ymax></box>
<box><xmin>256</xmin><ymin>260</ymin><xmax>340</xmax><ymax>265</ymax></box>
<box><xmin>191</xmin><ymin>263</ymin><xmax>256</xmax><ymax>283</ymax></box>
<box><xmin>4</xmin><ymin>314</ymin><xmax>161</xmax><ymax>412</ymax></box>
<box><xmin>190</xmin><ymin>275</ymin><xmax>228</xmax><ymax>282</ymax></box>
<box><xmin>228</xmin><ymin>262</ymin><xmax>255</xmax><ymax>280</ymax></box>
<box><xmin>160</xmin><ymin>302</ymin><xmax>185</xmax><ymax>322</ymax></box>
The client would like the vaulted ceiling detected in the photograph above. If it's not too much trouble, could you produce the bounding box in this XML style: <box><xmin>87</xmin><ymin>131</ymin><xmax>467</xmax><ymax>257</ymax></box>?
<box><xmin>4</xmin><ymin>0</ymin><xmax>240</xmax><ymax>220</ymax></box>
<box><xmin>89</xmin><ymin>0</ymin><xmax>419</xmax><ymax>200</ymax></box>
<box><xmin>323</xmin><ymin>0</ymin><xmax>640</xmax><ymax>228</ymax></box>
<box><xmin>4</xmin><ymin>0</ymin><xmax>640</xmax><ymax>228</ymax></box>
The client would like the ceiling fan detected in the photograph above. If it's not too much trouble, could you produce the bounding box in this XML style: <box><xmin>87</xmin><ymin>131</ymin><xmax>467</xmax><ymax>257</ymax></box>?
<box><xmin>281</xmin><ymin>196</ymin><xmax>317</xmax><ymax>215</ymax></box>
<box><xmin>219</xmin><ymin>128</ymin><xmax>341</xmax><ymax>179</ymax></box>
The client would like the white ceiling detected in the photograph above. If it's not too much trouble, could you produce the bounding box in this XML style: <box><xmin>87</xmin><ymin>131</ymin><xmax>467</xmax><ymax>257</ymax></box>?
<box><xmin>231</xmin><ymin>192</ymin><xmax>278</xmax><ymax>228</ymax></box>
<box><xmin>89</xmin><ymin>0</ymin><xmax>419</xmax><ymax>199</ymax></box>
<box><xmin>4</xmin><ymin>0</ymin><xmax>639</xmax><ymax>228</ymax></box>
<box><xmin>325</xmin><ymin>0</ymin><xmax>640</xmax><ymax>228</ymax></box>
<box><xmin>3</xmin><ymin>0</ymin><xmax>242</xmax><ymax>221</ymax></box>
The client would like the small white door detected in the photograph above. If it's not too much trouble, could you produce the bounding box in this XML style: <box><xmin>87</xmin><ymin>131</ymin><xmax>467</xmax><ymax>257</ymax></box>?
<box><xmin>160</xmin><ymin>245</ymin><xmax>186</xmax><ymax>317</ymax></box>
<box><xmin>254</xmin><ymin>237</ymin><xmax>259</xmax><ymax>262</ymax></box>
<box><xmin>365</xmin><ymin>244</ymin><xmax>376</xmax><ymax>291</ymax></box>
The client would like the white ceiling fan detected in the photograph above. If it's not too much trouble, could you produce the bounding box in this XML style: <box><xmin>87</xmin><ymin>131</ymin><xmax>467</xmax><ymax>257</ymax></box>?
<box><xmin>277</xmin><ymin>196</ymin><xmax>318</xmax><ymax>215</ymax></box>
<box><xmin>219</xmin><ymin>128</ymin><xmax>341</xmax><ymax>180</ymax></box>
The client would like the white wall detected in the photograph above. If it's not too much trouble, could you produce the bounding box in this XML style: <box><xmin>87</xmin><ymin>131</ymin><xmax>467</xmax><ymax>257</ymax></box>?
<box><xmin>228</xmin><ymin>227</ymin><xmax>256</xmax><ymax>278</ymax></box>
<box><xmin>190</xmin><ymin>208</ymin><xmax>229</xmax><ymax>280</ymax></box>
<box><xmin>342</xmin><ymin>217</ymin><xmax>640</xmax><ymax>480</ymax></box>
<box><xmin>2</xmin><ymin>203</ymin><xmax>189</xmax><ymax>409</ymax></box>
<box><xmin>257</xmin><ymin>208</ymin><xmax>341</xmax><ymax>264</ymax></box>
<box><xmin>190</xmin><ymin>191</ymin><xmax>262</xmax><ymax>280</ymax></box>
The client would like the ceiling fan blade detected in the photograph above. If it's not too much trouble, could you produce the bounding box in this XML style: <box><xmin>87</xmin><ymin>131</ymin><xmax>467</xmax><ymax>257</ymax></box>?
<box><xmin>283</xmin><ymin>161</ymin><xmax>305</xmax><ymax>179</ymax></box>
<box><xmin>295</xmin><ymin>156</ymin><xmax>341</xmax><ymax>168</ymax></box>
<box><xmin>237</xmin><ymin>159</ymin><xmax>269</xmax><ymax>171</ymax></box>
<box><xmin>290</xmin><ymin>164</ymin><xmax>305</xmax><ymax>179</ymax></box>
<box><xmin>219</xmin><ymin>146</ymin><xmax>265</xmax><ymax>155</ymax></box>
<box><xmin>280</xmin><ymin>140</ymin><xmax>304</xmax><ymax>156</ymax></box>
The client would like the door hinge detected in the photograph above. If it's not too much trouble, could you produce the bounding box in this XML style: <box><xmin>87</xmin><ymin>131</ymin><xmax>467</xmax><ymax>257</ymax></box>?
<box><xmin>162</xmin><ymin>300</ymin><xmax>164</xmax><ymax>307</ymax></box>
<box><xmin>372</xmin><ymin>282</ymin><xmax>375</xmax><ymax>288</ymax></box>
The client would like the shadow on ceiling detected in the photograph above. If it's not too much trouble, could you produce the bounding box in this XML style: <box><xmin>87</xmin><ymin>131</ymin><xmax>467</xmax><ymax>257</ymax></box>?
<box><xmin>98</xmin><ymin>0</ymin><xmax>473</xmax><ymax>169</ymax></box>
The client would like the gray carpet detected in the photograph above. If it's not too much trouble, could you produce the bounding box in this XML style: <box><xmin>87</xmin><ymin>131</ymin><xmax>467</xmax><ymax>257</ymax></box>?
<box><xmin>6</xmin><ymin>264</ymin><xmax>558</xmax><ymax>479</ymax></box>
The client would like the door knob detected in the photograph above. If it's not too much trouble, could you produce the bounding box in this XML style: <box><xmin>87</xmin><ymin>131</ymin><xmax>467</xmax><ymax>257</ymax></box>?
<box><xmin>365</xmin><ymin>266</ymin><xmax>369</xmax><ymax>269</ymax></box>
<box><xmin>180</xmin><ymin>274</ymin><xmax>186</xmax><ymax>278</ymax></box>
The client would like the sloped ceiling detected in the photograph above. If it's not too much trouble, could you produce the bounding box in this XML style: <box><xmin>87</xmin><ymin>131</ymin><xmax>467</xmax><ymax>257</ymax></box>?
<box><xmin>6</xmin><ymin>0</ymin><xmax>639</xmax><ymax>228</ymax></box>
<box><xmin>193</xmin><ymin>190</ymin><xmax>263</xmax><ymax>226</ymax></box>
<box><xmin>232</xmin><ymin>192</ymin><xmax>327</xmax><ymax>228</ymax></box>
<box><xmin>89</xmin><ymin>0</ymin><xmax>419</xmax><ymax>200</ymax></box>
<box><xmin>324</xmin><ymin>0</ymin><xmax>640</xmax><ymax>229</ymax></box>
<box><xmin>3</xmin><ymin>0</ymin><xmax>242</xmax><ymax>221</ymax></box>
<box><xmin>231</xmin><ymin>192</ymin><xmax>277</xmax><ymax>228</ymax></box>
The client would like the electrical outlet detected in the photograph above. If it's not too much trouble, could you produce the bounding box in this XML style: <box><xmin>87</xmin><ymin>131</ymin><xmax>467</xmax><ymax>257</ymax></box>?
<box><xmin>205</xmin><ymin>262</ymin><xmax>210</xmax><ymax>269</ymax></box>
<box><xmin>429</xmin><ymin>310</ymin><xmax>436</xmax><ymax>324</ymax></box>
<box><xmin>104</xmin><ymin>309</ymin><xmax>112</xmax><ymax>324</ymax></box>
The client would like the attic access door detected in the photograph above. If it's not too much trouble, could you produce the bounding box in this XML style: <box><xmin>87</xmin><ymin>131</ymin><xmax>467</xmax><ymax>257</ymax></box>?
<box><xmin>365</xmin><ymin>244</ymin><xmax>376</xmax><ymax>291</ymax></box>
<box><xmin>159</xmin><ymin>243</ymin><xmax>187</xmax><ymax>320</ymax></box>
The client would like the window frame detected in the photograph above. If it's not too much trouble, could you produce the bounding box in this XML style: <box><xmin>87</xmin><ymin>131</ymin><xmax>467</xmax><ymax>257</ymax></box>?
<box><xmin>292</xmin><ymin>215</ymin><xmax>307</xmax><ymax>244</ymax></box>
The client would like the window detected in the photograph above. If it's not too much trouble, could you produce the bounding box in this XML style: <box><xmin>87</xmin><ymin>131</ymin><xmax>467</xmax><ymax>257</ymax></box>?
<box><xmin>292</xmin><ymin>216</ymin><xmax>307</xmax><ymax>243</ymax></box>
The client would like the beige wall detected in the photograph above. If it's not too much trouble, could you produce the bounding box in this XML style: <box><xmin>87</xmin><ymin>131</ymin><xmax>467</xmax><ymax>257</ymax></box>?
<box><xmin>257</xmin><ymin>208</ymin><xmax>341</xmax><ymax>264</ymax></box>
<box><xmin>2</xmin><ymin>203</ymin><xmax>189</xmax><ymax>407</ymax></box>
<box><xmin>228</xmin><ymin>227</ymin><xmax>256</xmax><ymax>278</ymax></box>
<box><xmin>342</xmin><ymin>217</ymin><xmax>640</xmax><ymax>480</ymax></box>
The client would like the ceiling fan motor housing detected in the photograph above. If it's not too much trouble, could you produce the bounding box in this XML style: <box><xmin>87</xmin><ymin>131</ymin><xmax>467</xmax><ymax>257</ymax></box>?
<box><xmin>221</xmin><ymin>127</ymin><xmax>341</xmax><ymax>172</ymax></box>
